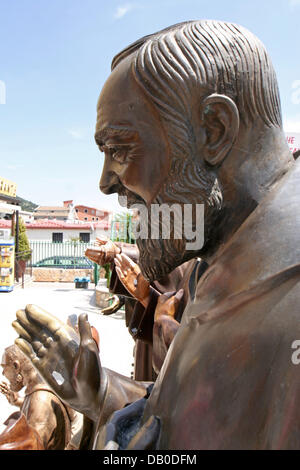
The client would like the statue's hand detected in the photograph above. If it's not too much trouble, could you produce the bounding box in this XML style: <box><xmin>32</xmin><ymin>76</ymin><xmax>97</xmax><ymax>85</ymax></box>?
<box><xmin>114</xmin><ymin>253</ymin><xmax>150</xmax><ymax>307</ymax></box>
<box><xmin>152</xmin><ymin>290</ymin><xmax>183</xmax><ymax>374</ymax></box>
<box><xmin>12</xmin><ymin>306</ymin><xmax>102</xmax><ymax>420</ymax></box>
<box><xmin>95</xmin><ymin>397</ymin><xmax>160</xmax><ymax>450</ymax></box>
<box><xmin>0</xmin><ymin>381</ymin><xmax>20</xmax><ymax>406</ymax></box>
<box><xmin>85</xmin><ymin>238</ymin><xmax>120</xmax><ymax>266</ymax></box>
<box><xmin>154</xmin><ymin>289</ymin><xmax>184</xmax><ymax>323</ymax></box>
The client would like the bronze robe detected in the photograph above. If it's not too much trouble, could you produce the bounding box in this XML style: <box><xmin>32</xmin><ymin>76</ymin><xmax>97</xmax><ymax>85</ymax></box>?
<box><xmin>109</xmin><ymin>250</ymin><xmax>200</xmax><ymax>380</ymax></box>
<box><xmin>140</xmin><ymin>160</ymin><xmax>300</xmax><ymax>449</ymax></box>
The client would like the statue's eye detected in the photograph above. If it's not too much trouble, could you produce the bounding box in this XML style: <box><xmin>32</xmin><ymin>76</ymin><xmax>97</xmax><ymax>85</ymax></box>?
<box><xmin>109</xmin><ymin>146</ymin><xmax>128</xmax><ymax>163</ymax></box>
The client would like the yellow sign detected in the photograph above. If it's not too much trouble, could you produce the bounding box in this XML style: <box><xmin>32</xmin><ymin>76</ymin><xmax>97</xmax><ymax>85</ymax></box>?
<box><xmin>0</xmin><ymin>177</ymin><xmax>17</xmax><ymax>198</ymax></box>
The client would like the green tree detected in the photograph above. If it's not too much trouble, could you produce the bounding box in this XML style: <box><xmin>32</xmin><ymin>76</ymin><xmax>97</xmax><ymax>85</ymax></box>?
<box><xmin>111</xmin><ymin>211</ymin><xmax>135</xmax><ymax>244</ymax></box>
<box><xmin>15</xmin><ymin>218</ymin><xmax>31</xmax><ymax>261</ymax></box>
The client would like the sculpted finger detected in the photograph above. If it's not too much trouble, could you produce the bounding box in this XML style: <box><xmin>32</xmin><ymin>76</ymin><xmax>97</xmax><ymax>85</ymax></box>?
<box><xmin>97</xmin><ymin>251</ymin><xmax>107</xmax><ymax>265</ymax></box>
<box><xmin>15</xmin><ymin>310</ymin><xmax>58</xmax><ymax>345</ymax></box>
<box><xmin>15</xmin><ymin>310</ymin><xmax>43</xmax><ymax>340</ymax></box>
<box><xmin>24</xmin><ymin>305</ymin><xmax>75</xmax><ymax>345</ymax></box>
<box><xmin>115</xmin><ymin>266</ymin><xmax>125</xmax><ymax>281</ymax></box>
<box><xmin>119</xmin><ymin>253</ymin><xmax>135</xmax><ymax>270</ymax></box>
<box><xmin>85</xmin><ymin>248</ymin><xmax>93</xmax><ymax>258</ymax></box>
<box><xmin>12</xmin><ymin>320</ymin><xmax>32</xmax><ymax>342</ymax></box>
<box><xmin>85</xmin><ymin>249</ymin><xmax>99</xmax><ymax>262</ymax></box>
<box><xmin>95</xmin><ymin>236</ymin><xmax>108</xmax><ymax>246</ymax></box>
<box><xmin>44</xmin><ymin>337</ymin><xmax>54</xmax><ymax>348</ymax></box>
<box><xmin>174</xmin><ymin>288</ymin><xmax>184</xmax><ymax>303</ymax></box>
<box><xmin>157</xmin><ymin>291</ymin><xmax>176</xmax><ymax>304</ymax></box>
<box><xmin>31</xmin><ymin>341</ymin><xmax>48</xmax><ymax>358</ymax></box>
<box><xmin>25</xmin><ymin>305</ymin><xmax>63</xmax><ymax>334</ymax></box>
<box><xmin>0</xmin><ymin>383</ymin><xmax>9</xmax><ymax>393</ymax></box>
<box><xmin>115</xmin><ymin>253</ymin><xmax>129</xmax><ymax>269</ymax></box>
<box><xmin>114</xmin><ymin>254</ymin><xmax>123</xmax><ymax>267</ymax></box>
<box><xmin>169</xmin><ymin>289</ymin><xmax>184</xmax><ymax>317</ymax></box>
<box><xmin>15</xmin><ymin>314</ymin><xmax>55</xmax><ymax>347</ymax></box>
<box><xmin>78</xmin><ymin>314</ymin><xmax>93</xmax><ymax>345</ymax></box>
<box><xmin>14</xmin><ymin>338</ymin><xmax>39</xmax><ymax>367</ymax></box>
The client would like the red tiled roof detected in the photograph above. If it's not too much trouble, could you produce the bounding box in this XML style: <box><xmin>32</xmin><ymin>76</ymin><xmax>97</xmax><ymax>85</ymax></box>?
<box><xmin>0</xmin><ymin>219</ymin><xmax>11</xmax><ymax>227</ymax></box>
<box><xmin>0</xmin><ymin>219</ymin><xmax>109</xmax><ymax>230</ymax></box>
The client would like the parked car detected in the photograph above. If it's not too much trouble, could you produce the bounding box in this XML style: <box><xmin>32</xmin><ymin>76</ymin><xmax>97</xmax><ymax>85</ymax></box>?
<box><xmin>32</xmin><ymin>256</ymin><xmax>94</xmax><ymax>269</ymax></box>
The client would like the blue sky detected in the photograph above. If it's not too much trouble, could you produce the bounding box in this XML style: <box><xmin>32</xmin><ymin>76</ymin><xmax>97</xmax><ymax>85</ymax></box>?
<box><xmin>0</xmin><ymin>0</ymin><xmax>299</xmax><ymax>212</ymax></box>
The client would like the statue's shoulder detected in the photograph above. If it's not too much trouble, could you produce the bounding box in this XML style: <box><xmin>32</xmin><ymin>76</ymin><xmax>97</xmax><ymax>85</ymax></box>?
<box><xmin>185</xmin><ymin>162</ymin><xmax>300</xmax><ymax>325</ymax></box>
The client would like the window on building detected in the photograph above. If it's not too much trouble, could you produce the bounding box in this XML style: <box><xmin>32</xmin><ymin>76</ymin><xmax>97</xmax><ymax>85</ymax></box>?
<box><xmin>80</xmin><ymin>233</ymin><xmax>90</xmax><ymax>243</ymax></box>
<box><xmin>84</xmin><ymin>209</ymin><xmax>88</xmax><ymax>213</ymax></box>
<box><xmin>52</xmin><ymin>233</ymin><xmax>63</xmax><ymax>243</ymax></box>
<box><xmin>84</xmin><ymin>217</ymin><xmax>88</xmax><ymax>221</ymax></box>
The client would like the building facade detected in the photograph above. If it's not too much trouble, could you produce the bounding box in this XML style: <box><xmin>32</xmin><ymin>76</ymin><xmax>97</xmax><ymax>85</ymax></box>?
<box><xmin>75</xmin><ymin>204</ymin><xmax>111</xmax><ymax>223</ymax></box>
<box><xmin>0</xmin><ymin>219</ymin><xmax>110</xmax><ymax>243</ymax></box>
<box><xmin>34</xmin><ymin>201</ymin><xmax>78</xmax><ymax>222</ymax></box>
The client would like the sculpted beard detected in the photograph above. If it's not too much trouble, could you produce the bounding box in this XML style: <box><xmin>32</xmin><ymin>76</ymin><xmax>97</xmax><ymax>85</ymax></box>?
<box><xmin>135</xmin><ymin>159</ymin><xmax>223</xmax><ymax>282</ymax></box>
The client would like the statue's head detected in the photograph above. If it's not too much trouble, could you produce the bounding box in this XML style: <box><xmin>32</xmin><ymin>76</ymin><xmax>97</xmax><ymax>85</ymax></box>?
<box><xmin>96</xmin><ymin>20</ymin><xmax>283</xmax><ymax>281</ymax></box>
<box><xmin>1</xmin><ymin>345</ymin><xmax>33</xmax><ymax>392</ymax></box>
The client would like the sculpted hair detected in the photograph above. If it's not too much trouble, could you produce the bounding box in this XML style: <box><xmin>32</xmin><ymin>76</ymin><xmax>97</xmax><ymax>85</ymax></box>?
<box><xmin>112</xmin><ymin>20</ymin><xmax>282</xmax><ymax>163</ymax></box>
<box><xmin>5</xmin><ymin>345</ymin><xmax>33</xmax><ymax>376</ymax></box>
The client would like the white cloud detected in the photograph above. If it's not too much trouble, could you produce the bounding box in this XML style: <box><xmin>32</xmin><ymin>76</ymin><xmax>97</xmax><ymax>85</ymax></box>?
<box><xmin>289</xmin><ymin>0</ymin><xmax>300</xmax><ymax>7</ymax></box>
<box><xmin>68</xmin><ymin>128</ymin><xmax>85</xmax><ymax>140</ymax></box>
<box><xmin>114</xmin><ymin>3</ymin><xmax>135</xmax><ymax>19</ymax></box>
<box><xmin>5</xmin><ymin>164</ymin><xmax>23</xmax><ymax>171</ymax></box>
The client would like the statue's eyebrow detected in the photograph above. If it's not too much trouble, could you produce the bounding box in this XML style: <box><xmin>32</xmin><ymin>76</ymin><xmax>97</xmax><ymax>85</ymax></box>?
<box><xmin>95</xmin><ymin>126</ymin><xmax>139</xmax><ymax>145</ymax></box>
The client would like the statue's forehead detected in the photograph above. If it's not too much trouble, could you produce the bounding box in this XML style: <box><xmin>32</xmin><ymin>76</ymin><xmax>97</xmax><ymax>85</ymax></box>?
<box><xmin>95</xmin><ymin>61</ymin><xmax>161</xmax><ymax>138</ymax></box>
<box><xmin>98</xmin><ymin>55</ymin><xmax>135</xmax><ymax>104</ymax></box>
<box><xmin>1</xmin><ymin>351</ymin><xmax>9</xmax><ymax>367</ymax></box>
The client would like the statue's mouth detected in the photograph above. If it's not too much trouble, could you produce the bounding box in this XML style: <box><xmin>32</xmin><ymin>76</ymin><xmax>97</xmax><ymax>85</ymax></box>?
<box><xmin>117</xmin><ymin>188</ymin><xmax>145</xmax><ymax>209</ymax></box>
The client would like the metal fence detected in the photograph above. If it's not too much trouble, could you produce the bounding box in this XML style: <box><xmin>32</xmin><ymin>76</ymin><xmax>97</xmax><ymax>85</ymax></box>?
<box><xmin>110</xmin><ymin>213</ymin><xmax>136</xmax><ymax>244</ymax></box>
<box><xmin>29</xmin><ymin>241</ymin><xmax>95</xmax><ymax>266</ymax></box>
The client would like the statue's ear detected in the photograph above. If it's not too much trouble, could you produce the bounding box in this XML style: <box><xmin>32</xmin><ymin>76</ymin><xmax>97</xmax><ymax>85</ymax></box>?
<box><xmin>13</xmin><ymin>360</ymin><xmax>20</xmax><ymax>372</ymax></box>
<box><xmin>200</xmin><ymin>94</ymin><xmax>239</xmax><ymax>166</ymax></box>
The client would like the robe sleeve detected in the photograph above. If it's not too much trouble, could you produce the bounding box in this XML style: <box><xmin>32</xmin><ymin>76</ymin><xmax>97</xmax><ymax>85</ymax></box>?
<box><xmin>128</xmin><ymin>287</ymin><xmax>160</xmax><ymax>344</ymax></box>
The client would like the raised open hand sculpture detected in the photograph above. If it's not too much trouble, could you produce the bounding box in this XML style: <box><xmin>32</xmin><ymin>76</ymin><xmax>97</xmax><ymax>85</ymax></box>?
<box><xmin>85</xmin><ymin>237</ymin><xmax>121</xmax><ymax>266</ymax></box>
<box><xmin>114</xmin><ymin>253</ymin><xmax>152</xmax><ymax>307</ymax></box>
<box><xmin>12</xmin><ymin>305</ymin><xmax>149</xmax><ymax>431</ymax></box>
<box><xmin>0</xmin><ymin>381</ymin><xmax>23</xmax><ymax>407</ymax></box>
<box><xmin>12</xmin><ymin>306</ymin><xmax>103</xmax><ymax>421</ymax></box>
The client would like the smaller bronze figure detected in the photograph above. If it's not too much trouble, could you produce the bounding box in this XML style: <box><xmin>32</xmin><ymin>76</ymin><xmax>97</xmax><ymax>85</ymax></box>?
<box><xmin>0</xmin><ymin>414</ymin><xmax>44</xmax><ymax>450</ymax></box>
<box><xmin>0</xmin><ymin>345</ymin><xmax>76</xmax><ymax>450</ymax></box>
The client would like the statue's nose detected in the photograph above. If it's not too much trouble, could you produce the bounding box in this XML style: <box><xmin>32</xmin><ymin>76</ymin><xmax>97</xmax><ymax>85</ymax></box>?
<box><xmin>99</xmin><ymin>160</ymin><xmax>120</xmax><ymax>195</ymax></box>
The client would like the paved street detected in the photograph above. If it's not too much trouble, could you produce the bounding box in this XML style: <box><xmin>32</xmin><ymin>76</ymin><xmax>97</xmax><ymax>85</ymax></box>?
<box><xmin>0</xmin><ymin>281</ymin><xmax>135</xmax><ymax>433</ymax></box>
